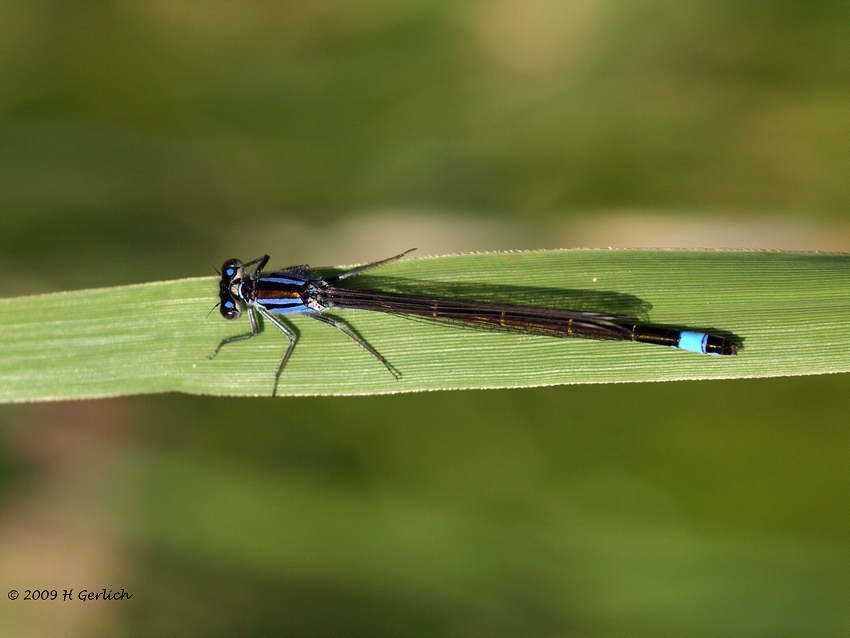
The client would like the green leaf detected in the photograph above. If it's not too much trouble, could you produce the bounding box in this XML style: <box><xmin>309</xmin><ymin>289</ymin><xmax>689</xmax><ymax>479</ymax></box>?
<box><xmin>1</xmin><ymin>249</ymin><xmax>849</xmax><ymax>402</ymax></box>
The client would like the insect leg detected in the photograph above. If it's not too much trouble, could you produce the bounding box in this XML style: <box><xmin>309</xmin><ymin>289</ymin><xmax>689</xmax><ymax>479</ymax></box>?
<box><xmin>325</xmin><ymin>249</ymin><xmax>416</xmax><ymax>282</ymax></box>
<box><xmin>254</xmin><ymin>305</ymin><xmax>298</xmax><ymax>397</ymax></box>
<box><xmin>309</xmin><ymin>314</ymin><xmax>399</xmax><ymax>379</ymax></box>
<box><xmin>242</xmin><ymin>255</ymin><xmax>270</xmax><ymax>279</ymax></box>
<box><xmin>210</xmin><ymin>303</ymin><xmax>260</xmax><ymax>359</ymax></box>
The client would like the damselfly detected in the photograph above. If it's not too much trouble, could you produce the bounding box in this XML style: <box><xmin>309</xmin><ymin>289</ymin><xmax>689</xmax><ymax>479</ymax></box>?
<box><xmin>211</xmin><ymin>250</ymin><xmax>739</xmax><ymax>395</ymax></box>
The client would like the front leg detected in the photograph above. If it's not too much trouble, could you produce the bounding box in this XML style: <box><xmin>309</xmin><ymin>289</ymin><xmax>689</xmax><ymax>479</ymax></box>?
<box><xmin>210</xmin><ymin>304</ymin><xmax>260</xmax><ymax>359</ymax></box>
<box><xmin>242</xmin><ymin>255</ymin><xmax>270</xmax><ymax>279</ymax></box>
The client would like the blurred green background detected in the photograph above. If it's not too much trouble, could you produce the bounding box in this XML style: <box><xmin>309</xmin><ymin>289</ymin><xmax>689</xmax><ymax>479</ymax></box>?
<box><xmin>1</xmin><ymin>2</ymin><xmax>849</xmax><ymax>636</ymax></box>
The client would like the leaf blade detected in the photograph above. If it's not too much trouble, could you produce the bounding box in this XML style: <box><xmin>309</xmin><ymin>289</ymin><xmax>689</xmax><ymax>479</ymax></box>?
<box><xmin>2</xmin><ymin>249</ymin><xmax>849</xmax><ymax>402</ymax></box>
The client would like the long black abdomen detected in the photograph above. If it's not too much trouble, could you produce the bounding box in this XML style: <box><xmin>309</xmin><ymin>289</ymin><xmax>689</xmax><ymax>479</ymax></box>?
<box><xmin>325</xmin><ymin>287</ymin><xmax>739</xmax><ymax>355</ymax></box>
<box><xmin>325</xmin><ymin>288</ymin><xmax>633</xmax><ymax>341</ymax></box>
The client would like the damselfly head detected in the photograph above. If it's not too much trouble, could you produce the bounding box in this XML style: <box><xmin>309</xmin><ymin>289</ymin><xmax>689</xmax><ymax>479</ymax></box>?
<box><xmin>220</xmin><ymin>259</ymin><xmax>244</xmax><ymax>283</ymax></box>
<box><xmin>219</xmin><ymin>295</ymin><xmax>242</xmax><ymax>320</ymax></box>
<box><xmin>219</xmin><ymin>258</ymin><xmax>245</xmax><ymax>320</ymax></box>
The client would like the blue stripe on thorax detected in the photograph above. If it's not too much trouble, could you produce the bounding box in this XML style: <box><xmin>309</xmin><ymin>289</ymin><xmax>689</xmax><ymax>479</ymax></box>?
<box><xmin>261</xmin><ymin>274</ymin><xmax>312</xmax><ymax>285</ymax></box>
<box><xmin>258</xmin><ymin>298</ymin><xmax>312</xmax><ymax>315</ymax></box>
<box><xmin>255</xmin><ymin>273</ymin><xmax>313</xmax><ymax>314</ymax></box>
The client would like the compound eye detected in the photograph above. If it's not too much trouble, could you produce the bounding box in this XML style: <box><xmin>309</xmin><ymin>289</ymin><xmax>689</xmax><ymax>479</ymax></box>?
<box><xmin>221</xmin><ymin>259</ymin><xmax>244</xmax><ymax>281</ymax></box>
<box><xmin>219</xmin><ymin>296</ymin><xmax>242</xmax><ymax>320</ymax></box>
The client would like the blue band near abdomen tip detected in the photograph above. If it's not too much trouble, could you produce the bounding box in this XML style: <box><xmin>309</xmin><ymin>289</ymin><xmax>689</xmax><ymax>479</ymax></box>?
<box><xmin>676</xmin><ymin>331</ymin><xmax>708</xmax><ymax>354</ymax></box>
